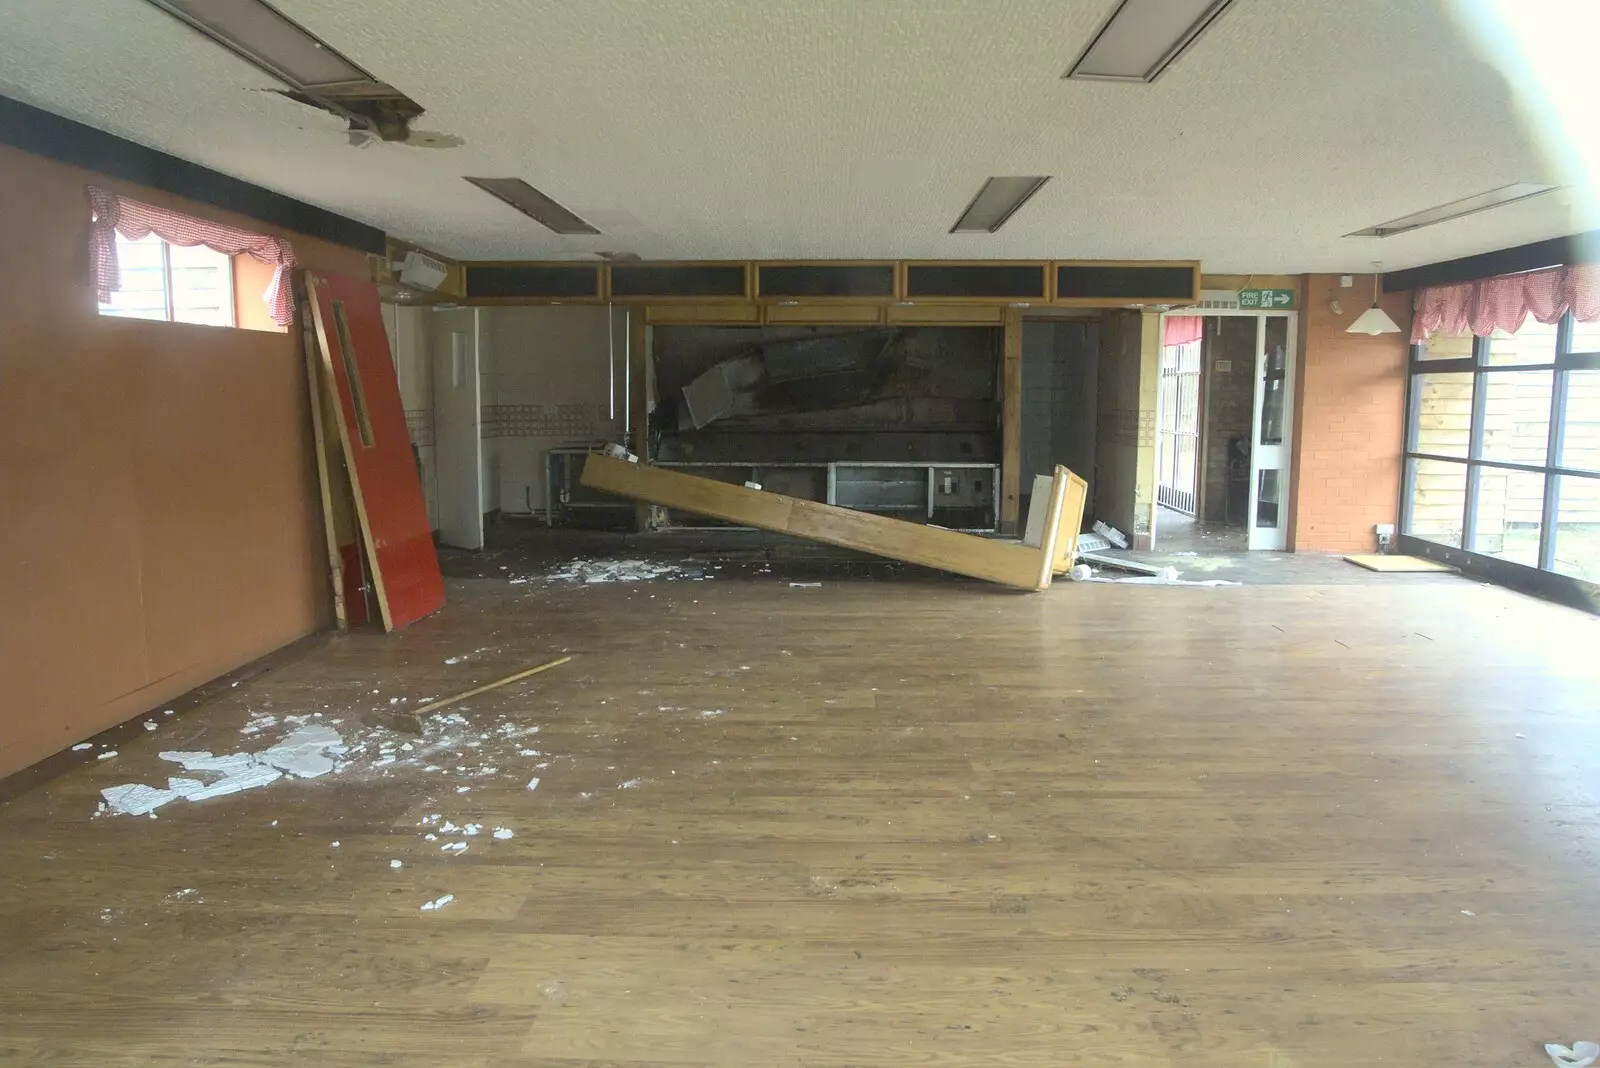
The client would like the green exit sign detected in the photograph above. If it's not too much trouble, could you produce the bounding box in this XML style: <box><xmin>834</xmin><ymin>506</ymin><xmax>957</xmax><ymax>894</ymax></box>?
<box><xmin>1238</xmin><ymin>288</ymin><xmax>1295</xmax><ymax>309</ymax></box>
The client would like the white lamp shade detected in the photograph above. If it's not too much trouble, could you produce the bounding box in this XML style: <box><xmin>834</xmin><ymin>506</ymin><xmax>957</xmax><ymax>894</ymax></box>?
<box><xmin>1347</xmin><ymin>305</ymin><xmax>1401</xmax><ymax>335</ymax></box>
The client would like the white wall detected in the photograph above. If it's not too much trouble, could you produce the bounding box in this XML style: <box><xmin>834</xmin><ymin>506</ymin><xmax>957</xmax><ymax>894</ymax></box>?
<box><xmin>380</xmin><ymin>302</ymin><xmax>438</xmax><ymax>529</ymax></box>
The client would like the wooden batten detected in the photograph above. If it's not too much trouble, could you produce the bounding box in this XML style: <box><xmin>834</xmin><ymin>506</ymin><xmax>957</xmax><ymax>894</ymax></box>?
<box><xmin>1000</xmin><ymin>307</ymin><xmax>1023</xmax><ymax>534</ymax></box>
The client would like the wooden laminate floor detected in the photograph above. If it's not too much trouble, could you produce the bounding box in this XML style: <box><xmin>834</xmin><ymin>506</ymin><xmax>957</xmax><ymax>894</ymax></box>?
<box><xmin>3</xmin><ymin>557</ymin><xmax>1599</xmax><ymax>1067</ymax></box>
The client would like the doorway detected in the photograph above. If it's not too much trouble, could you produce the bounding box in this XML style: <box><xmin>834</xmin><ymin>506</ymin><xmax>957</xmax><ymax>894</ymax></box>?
<box><xmin>1153</xmin><ymin>310</ymin><xmax>1296</xmax><ymax>551</ymax></box>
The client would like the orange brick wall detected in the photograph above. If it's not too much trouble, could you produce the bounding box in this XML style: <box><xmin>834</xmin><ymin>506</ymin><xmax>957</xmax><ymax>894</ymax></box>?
<box><xmin>1289</xmin><ymin>274</ymin><xmax>1411</xmax><ymax>552</ymax></box>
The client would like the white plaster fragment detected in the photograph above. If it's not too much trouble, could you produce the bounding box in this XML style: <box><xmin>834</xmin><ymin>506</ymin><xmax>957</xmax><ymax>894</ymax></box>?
<box><xmin>72</xmin><ymin>743</ymin><xmax>93</xmax><ymax>751</ymax></box>
<box><xmin>97</xmin><ymin>751</ymin><xmax>118</xmax><ymax>760</ymax></box>
<box><xmin>492</xmin><ymin>827</ymin><xmax>513</xmax><ymax>840</ymax></box>
<box><xmin>390</xmin><ymin>859</ymin><xmax>403</xmax><ymax>869</ymax></box>
<box><xmin>419</xmin><ymin>894</ymin><xmax>454</xmax><ymax>911</ymax></box>
<box><xmin>526</xmin><ymin>777</ymin><xmax>540</xmax><ymax>791</ymax></box>
<box><xmin>101</xmin><ymin>783</ymin><xmax>179</xmax><ymax>816</ymax></box>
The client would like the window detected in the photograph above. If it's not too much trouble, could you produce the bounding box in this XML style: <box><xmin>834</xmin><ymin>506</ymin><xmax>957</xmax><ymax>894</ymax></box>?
<box><xmin>1404</xmin><ymin>309</ymin><xmax>1600</xmax><ymax>581</ymax></box>
<box><xmin>97</xmin><ymin>232</ymin><xmax>235</xmax><ymax>327</ymax></box>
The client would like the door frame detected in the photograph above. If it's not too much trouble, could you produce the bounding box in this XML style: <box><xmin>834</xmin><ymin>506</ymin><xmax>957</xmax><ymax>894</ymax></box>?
<box><xmin>1154</xmin><ymin>308</ymin><xmax>1298</xmax><ymax>550</ymax></box>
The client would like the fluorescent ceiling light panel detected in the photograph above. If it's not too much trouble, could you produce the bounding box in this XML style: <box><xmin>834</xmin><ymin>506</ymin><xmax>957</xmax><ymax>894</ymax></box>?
<box><xmin>464</xmin><ymin>178</ymin><xmax>601</xmax><ymax>235</ymax></box>
<box><xmin>1066</xmin><ymin>0</ymin><xmax>1234</xmax><ymax>82</ymax></box>
<box><xmin>1345</xmin><ymin>183</ymin><xmax>1559</xmax><ymax>237</ymax></box>
<box><xmin>142</xmin><ymin>0</ymin><xmax>370</xmax><ymax>89</ymax></box>
<box><xmin>950</xmin><ymin>177</ymin><xmax>1051</xmax><ymax>233</ymax></box>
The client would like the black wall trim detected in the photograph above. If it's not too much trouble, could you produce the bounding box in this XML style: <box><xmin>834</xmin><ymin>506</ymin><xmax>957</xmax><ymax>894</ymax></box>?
<box><xmin>0</xmin><ymin>94</ymin><xmax>386</xmax><ymax>255</ymax></box>
<box><xmin>1384</xmin><ymin>229</ymin><xmax>1600</xmax><ymax>294</ymax></box>
<box><xmin>1398</xmin><ymin>534</ymin><xmax>1600</xmax><ymax>616</ymax></box>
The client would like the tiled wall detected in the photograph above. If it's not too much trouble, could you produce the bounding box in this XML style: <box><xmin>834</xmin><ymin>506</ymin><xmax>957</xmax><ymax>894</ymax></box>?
<box><xmin>1289</xmin><ymin>274</ymin><xmax>1410</xmax><ymax>552</ymax></box>
<box><xmin>476</xmin><ymin>306</ymin><xmax>626</xmax><ymax>514</ymax></box>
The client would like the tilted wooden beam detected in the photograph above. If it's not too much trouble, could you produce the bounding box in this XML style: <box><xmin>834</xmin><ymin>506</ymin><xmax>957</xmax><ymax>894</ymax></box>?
<box><xmin>580</xmin><ymin>454</ymin><xmax>1085</xmax><ymax>591</ymax></box>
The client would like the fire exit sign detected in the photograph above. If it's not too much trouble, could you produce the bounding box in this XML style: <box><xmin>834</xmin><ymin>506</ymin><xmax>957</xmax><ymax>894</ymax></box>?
<box><xmin>1238</xmin><ymin>288</ymin><xmax>1295</xmax><ymax>309</ymax></box>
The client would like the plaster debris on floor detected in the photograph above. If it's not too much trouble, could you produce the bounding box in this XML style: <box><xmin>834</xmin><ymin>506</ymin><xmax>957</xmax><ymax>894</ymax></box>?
<box><xmin>98</xmin><ymin>694</ymin><xmax>552</xmax><ymax>817</ymax></box>
<box><xmin>1547</xmin><ymin>1042</ymin><xmax>1599</xmax><ymax>1068</ymax></box>
<box><xmin>539</xmin><ymin>557</ymin><xmax>707</xmax><ymax>584</ymax></box>
<box><xmin>419</xmin><ymin>894</ymin><xmax>454</xmax><ymax>911</ymax></box>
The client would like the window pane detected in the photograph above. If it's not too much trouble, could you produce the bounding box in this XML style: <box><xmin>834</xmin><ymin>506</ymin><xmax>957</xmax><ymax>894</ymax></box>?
<box><xmin>1559</xmin><ymin>369</ymin><xmax>1600</xmax><ymax>472</ymax></box>
<box><xmin>1407</xmin><ymin>458</ymin><xmax>1467</xmax><ymax>547</ymax></box>
<box><xmin>1417</xmin><ymin>330</ymin><xmax>1473</xmax><ymax>361</ymax></box>
<box><xmin>1568</xmin><ymin>317</ymin><xmax>1600</xmax><ymax>357</ymax></box>
<box><xmin>98</xmin><ymin>233</ymin><xmax>168</xmax><ymax>321</ymax></box>
<box><xmin>1413</xmin><ymin>372</ymin><xmax>1474</xmax><ymax>457</ymax></box>
<box><xmin>1486</xmin><ymin>318</ymin><xmax>1558</xmax><ymax>365</ymax></box>
<box><xmin>169</xmin><ymin>244</ymin><xmax>234</xmax><ymax>327</ymax></box>
<box><xmin>1479</xmin><ymin>370</ymin><xmax>1552</xmax><ymax>465</ymax></box>
<box><xmin>1552</xmin><ymin>474</ymin><xmax>1600</xmax><ymax>581</ymax></box>
<box><xmin>1259</xmin><ymin>316</ymin><xmax>1287</xmax><ymax>445</ymax></box>
<box><xmin>1471</xmin><ymin>468</ymin><xmax>1545</xmax><ymax>567</ymax></box>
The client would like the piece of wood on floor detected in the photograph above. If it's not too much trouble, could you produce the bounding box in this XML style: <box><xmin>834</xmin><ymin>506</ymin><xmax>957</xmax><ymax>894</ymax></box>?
<box><xmin>1344</xmin><ymin>554</ymin><xmax>1457</xmax><ymax>573</ymax></box>
<box><xmin>581</xmin><ymin>454</ymin><xmax>1078</xmax><ymax>591</ymax></box>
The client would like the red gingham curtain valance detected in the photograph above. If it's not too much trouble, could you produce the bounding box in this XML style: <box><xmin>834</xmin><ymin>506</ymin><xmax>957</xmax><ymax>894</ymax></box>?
<box><xmin>87</xmin><ymin>186</ymin><xmax>299</xmax><ymax>325</ymax></box>
<box><xmin>1411</xmin><ymin>262</ymin><xmax>1600</xmax><ymax>344</ymax></box>
<box><xmin>1162</xmin><ymin>315</ymin><xmax>1203</xmax><ymax>347</ymax></box>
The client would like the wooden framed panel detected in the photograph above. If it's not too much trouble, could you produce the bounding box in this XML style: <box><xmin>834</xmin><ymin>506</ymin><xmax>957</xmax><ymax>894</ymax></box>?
<box><xmin>463</xmin><ymin>262</ymin><xmax>603</xmax><ymax>302</ymax></box>
<box><xmin>902</xmin><ymin>261</ymin><xmax>1048</xmax><ymax>303</ymax></box>
<box><xmin>644</xmin><ymin>303</ymin><xmax>762</xmax><ymax>325</ymax></box>
<box><xmin>885</xmin><ymin>303</ymin><xmax>1006</xmax><ymax>325</ymax></box>
<box><xmin>755</xmin><ymin>261</ymin><xmax>898</xmax><ymax>302</ymax></box>
<box><xmin>608</xmin><ymin>262</ymin><xmax>751</xmax><ymax>302</ymax></box>
<box><xmin>763</xmin><ymin>303</ymin><xmax>883</xmax><ymax>325</ymax></box>
<box><xmin>1052</xmin><ymin>260</ymin><xmax>1200</xmax><ymax>306</ymax></box>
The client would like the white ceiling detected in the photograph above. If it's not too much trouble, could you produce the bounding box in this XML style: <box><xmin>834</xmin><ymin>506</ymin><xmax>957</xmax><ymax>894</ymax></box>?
<box><xmin>0</xmin><ymin>0</ymin><xmax>1593</xmax><ymax>272</ymax></box>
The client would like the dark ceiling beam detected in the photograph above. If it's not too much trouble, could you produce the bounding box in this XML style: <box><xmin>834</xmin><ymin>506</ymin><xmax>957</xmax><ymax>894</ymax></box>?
<box><xmin>1384</xmin><ymin>229</ymin><xmax>1600</xmax><ymax>292</ymax></box>
<box><xmin>0</xmin><ymin>93</ymin><xmax>386</xmax><ymax>254</ymax></box>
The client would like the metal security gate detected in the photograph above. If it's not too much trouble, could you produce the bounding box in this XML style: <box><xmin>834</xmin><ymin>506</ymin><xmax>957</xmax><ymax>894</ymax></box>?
<box><xmin>1157</xmin><ymin>339</ymin><xmax>1202</xmax><ymax>516</ymax></box>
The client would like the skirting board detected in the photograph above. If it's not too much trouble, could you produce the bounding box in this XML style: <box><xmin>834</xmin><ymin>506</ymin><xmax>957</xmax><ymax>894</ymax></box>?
<box><xmin>581</xmin><ymin>454</ymin><xmax>1085</xmax><ymax>591</ymax></box>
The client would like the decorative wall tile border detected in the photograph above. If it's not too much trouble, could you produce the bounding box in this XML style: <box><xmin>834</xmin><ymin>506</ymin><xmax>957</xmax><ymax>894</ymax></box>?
<box><xmin>479</xmin><ymin>404</ymin><xmax>612</xmax><ymax>440</ymax></box>
<box><xmin>405</xmin><ymin>409</ymin><xmax>434</xmax><ymax>448</ymax></box>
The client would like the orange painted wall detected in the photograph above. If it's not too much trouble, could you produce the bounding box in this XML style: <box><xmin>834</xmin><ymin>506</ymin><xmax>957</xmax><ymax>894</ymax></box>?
<box><xmin>0</xmin><ymin>143</ymin><xmax>369</xmax><ymax>778</ymax></box>
<box><xmin>1289</xmin><ymin>274</ymin><xmax>1412</xmax><ymax>553</ymax></box>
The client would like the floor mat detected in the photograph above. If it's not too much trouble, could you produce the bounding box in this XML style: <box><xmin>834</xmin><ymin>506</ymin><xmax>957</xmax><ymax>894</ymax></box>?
<box><xmin>1343</xmin><ymin>553</ymin><xmax>1456</xmax><ymax>573</ymax></box>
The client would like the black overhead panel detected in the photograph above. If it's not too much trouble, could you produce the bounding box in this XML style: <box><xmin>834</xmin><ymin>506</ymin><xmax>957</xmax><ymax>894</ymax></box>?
<box><xmin>0</xmin><ymin>94</ymin><xmax>386</xmax><ymax>254</ymax></box>
<box><xmin>465</xmin><ymin>264</ymin><xmax>600</xmax><ymax>299</ymax></box>
<box><xmin>758</xmin><ymin>264</ymin><xmax>896</xmax><ymax>299</ymax></box>
<box><xmin>610</xmin><ymin>264</ymin><xmax>747</xmax><ymax>298</ymax></box>
<box><xmin>1055</xmin><ymin>264</ymin><xmax>1197</xmax><ymax>302</ymax></box>
<box><xmin>904</xmin><ymin>264</ymin><xmax>1046</xmax><ymax>299</ymax></box>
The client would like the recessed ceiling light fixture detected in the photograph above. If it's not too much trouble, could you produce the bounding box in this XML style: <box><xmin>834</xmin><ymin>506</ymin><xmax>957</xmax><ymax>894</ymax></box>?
<box><xmin>142</xmin><ymin>0</ymin><xmax>372</xmax><ymax>89</ymax></box>
<box><xmin>1345</xmin><ymin>183</ymin><xmax>1559</xmax><ymax>237</ymax></box>
<box><xmin>141</xmin><ymin>0</ymin><xmax>441</xmax><ymax>144</ymax></box>
<box><xmin>950</xmin><ymin>177</ymin><xmax>1051</xmax><ymax>234</ymax></box>
<box><xmin>464</xmin><ymin>178</ymin><xmax>601</xmax><ymax>235</ymax></box>
<box><xmin>1065</xmin><ymin>0</ymin><xmax>1235</xmax><ymax>83</ymax></box>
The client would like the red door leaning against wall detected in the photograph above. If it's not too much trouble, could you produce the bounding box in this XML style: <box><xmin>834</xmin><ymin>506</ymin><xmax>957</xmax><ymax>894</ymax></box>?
<box><xmin>305</xmin><ymin>272</ymin><xmax>444</xmax><ymax>630</ymax></box>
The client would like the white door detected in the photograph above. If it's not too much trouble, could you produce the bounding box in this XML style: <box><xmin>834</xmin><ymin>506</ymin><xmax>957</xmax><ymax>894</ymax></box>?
<box><xmin>1246</xmin><ymin>314</ymin><xmax>1295</xmax><ymax>550</ymax></box>
<box><xmin>431</xmin><ymin>310</ymin><xmax>483</xmax><ymax>549</ymax></box>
